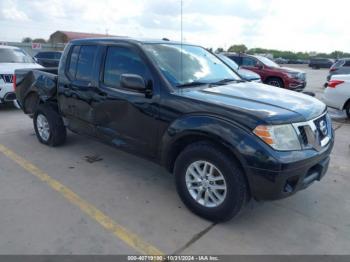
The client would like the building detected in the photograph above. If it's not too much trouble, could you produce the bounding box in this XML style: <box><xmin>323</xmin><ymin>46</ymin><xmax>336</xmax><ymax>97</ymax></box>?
<box><xmin>49</xmin><ymin>31</ymin><xmax>111</xmax><ymax>44</ymax></box>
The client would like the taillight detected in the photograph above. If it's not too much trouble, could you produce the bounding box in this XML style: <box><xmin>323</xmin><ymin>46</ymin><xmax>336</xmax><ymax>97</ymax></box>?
<box><xmin>330</xmin><ymin>67</ymin><xmax>337</xmax><ymax>72</ymax></box>
<box><xmin>13</xmin><ymin>74</ymin><xmax>16</xmax><ymax>90</ymax></box>
<box><xmin>327</xmin><ymin>80</ymin><xmax>344</xmax><ymax>88</ymax></box>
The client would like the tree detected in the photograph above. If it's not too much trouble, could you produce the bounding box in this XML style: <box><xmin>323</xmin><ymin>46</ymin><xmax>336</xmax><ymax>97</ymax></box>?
<box><xmin>228</xmin><ymin>44</ymin><xmax>248</xmax><ymax>53</ymax></box>
<box><xmin>215</xmin><ymin>47</ymin><xmax>225</xmax><ymax>53</ymax></box>
<box><xmin>22</xmin><ymin>37</ymin><xmax>32</xmax><ymax>43</ymax></box>
<box><xmin>32</xmin><ymin>38</ymin><xmax>46</xmax><ymax>43</ymax></box>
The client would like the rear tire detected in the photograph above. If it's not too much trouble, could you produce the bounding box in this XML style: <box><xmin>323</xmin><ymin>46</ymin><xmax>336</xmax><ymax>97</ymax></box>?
<box><xmin>266</xmin><ymin>77</ymin><xmax>284</xmax><ymax>88</ymax></box>
<box><xmin>174</xmin><ymin>142</ymin><xmax>248</xmax><ymax>222</ymax></box>
<box><xmin>33</xmin><ymin>104</ymin><xmax>66</xmax><ymax>146</ymax></box>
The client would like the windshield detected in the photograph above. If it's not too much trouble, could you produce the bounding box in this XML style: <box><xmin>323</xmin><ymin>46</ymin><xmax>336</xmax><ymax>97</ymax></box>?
<box><xmin>0</xmin><ymin>48</ymin><xmax>35</xmax><ymax>63</ymax></box>
<box><xmin>218</xmin><ymin>54</ymin><xmax>239</xmax><ymax>70</ymax></box>
<box><xmin>256</xmin><ymin>55</ymin><xmax>280</xmax><ymax>68</ymax></box>
<box><xmin>143</xmin><ymin>44</ymin><xmax>241</xmax><ymax>87</ymax></box>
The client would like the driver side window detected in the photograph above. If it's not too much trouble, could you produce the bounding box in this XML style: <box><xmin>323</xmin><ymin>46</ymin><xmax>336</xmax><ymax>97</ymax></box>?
<box><xmin>103</xmin><ymin>46</ymin><xmax>150</xmax><ymax>89</ymax></box>
<box><xmin>242</xmin><ymin>57</ymin><xmax>258</xmax><ymax>67</ymax></box>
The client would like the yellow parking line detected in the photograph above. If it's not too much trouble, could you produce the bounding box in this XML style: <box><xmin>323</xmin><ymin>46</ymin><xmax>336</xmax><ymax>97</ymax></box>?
<box><xmin>0</xmin><ymin>144</ymin><xmax>163</xmax><ymax>255</ymax></box>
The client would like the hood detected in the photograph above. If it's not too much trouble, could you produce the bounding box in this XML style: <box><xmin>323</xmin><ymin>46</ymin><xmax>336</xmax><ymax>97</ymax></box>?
<box><xmin>238</xmin><ymin>68</ymin><xmax>261</xmax><ymax>80</ymax></box>
<box><xmin>275</xmin><ymin>66</ymin><xmax>304</xmax><ymax>74</ymax></box>
<box><xmin>175</xmin><ymin>82</ymin><xmax>326</xmax><ymax>125</ymax></box>
<box><xmin>0</xmin><ymin>63</ymin><xmax>43</xmax><ymax>74</ymax></box>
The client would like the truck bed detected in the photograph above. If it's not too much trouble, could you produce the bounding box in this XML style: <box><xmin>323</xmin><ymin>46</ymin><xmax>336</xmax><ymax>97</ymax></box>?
<box><xmin>15</xmin><ymin>68</ymin><xmax>58</xmax><ymax>114</ymax></box>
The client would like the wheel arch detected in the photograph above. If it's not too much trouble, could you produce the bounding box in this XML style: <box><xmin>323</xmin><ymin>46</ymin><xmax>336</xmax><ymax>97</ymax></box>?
<box><xmin>265</xmin><ymin>76</ymin><xmax>285</xmax><ymax>87</ymax></box>
<box><xmin>159</xmin><ymin>115</ymin><xmax>253</xmax><ymax>195</ymax></box>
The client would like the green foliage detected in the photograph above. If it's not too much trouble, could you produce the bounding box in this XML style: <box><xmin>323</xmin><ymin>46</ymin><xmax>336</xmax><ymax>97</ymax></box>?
<box><xmin>244</xmin><ymin>46</ymin><xmax>350</xmax><ymax>60</ymax></box>
<box><xmin>227</xmin><ymin>44</ymin><xmax>248</xmax><ymax>53</ymax></box>
<box><xmin>22</xmin><ymin>37</ymin><xmax>32</xmax><ymax>43</ymax></box>
<box><xmin>215</xmin><ymin>47</ymin><xmax>225</xmax><ymax>53</ymax></box>
<box><xmin>32</xmin><ymin>38</ymin><xmax>46</xmax><ymax>43</ymax></box>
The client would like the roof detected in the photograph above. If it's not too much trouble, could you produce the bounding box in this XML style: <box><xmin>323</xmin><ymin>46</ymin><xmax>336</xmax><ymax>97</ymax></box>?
<box><xmin>52</xmin><ymin>31</ymin><xmax>113</xmax><ymax>40</ymax></box>
<box><xmin>69</xmin><ymin>37</ymin><xmax>196</xmax><ymax>46</ymax></box>
<box><xmin>35</xmin><ymin>50</ymin><xmax>62</xmax><ymax>54</ymax></box>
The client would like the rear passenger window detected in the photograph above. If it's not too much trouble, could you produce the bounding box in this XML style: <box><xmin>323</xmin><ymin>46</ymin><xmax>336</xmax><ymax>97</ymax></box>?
<box><xmin>103</xmin><ymin>46</ymin><xmax>150</xmax><ymax>89</ymax></box>
<box><xmin>76</xmin><ymin>45</ymin><xmax>98</xmax><ymax>81</ymax></box>
<box><xmin>228</xmin><ymin>56</ymin><xmax>241</xmax><ymax>65</ymax></box>
<box><xmin>68</xmin><ymin>46</ymin><xmax>80</xmax><ymax>79</ymax></box>
<box><xmin>344</xmin><ymin>60</ymin><xmax>350</xmax><ymax>67</ymax></box>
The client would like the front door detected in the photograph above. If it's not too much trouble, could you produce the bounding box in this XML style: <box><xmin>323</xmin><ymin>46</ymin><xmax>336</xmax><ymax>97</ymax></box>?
<box><xmin>92</xmin><ymin>45</ymin><xmax>159</xmax><ymax>157</ymax></box>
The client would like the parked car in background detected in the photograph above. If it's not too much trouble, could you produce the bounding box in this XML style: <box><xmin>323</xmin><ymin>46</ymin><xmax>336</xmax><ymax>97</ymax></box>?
<box><xmin>274</xmin><ymin>57</ymin><xmax>289</xmax><ymax>64</ymax></box>
<box><xmin>15</xmin><ymin>37</ymin><xmax>333</xmax><ymax>222</ymax></box>
<box><xmin>0</xmin><ymin>45</ymin><xmax>42</xmax><ymax>108</ymax></box>
<box><xmin>324</xmin><ymin>75</ymin><xmax>350</xmax><ymax>118</ymax></box>
<box><xmin>225</xmin><ymin>53</ymin><xmax>306</xmax><ymax>91</ymax></box>
<box><xmin>327</xmin><ymin>58</ymin><xmax>350</xmax><ymax>81</ymax></box>
<box><xmin>217</xmin><ymin>54</ymin><xmax>261</xmax><ymax>82</ymax></box>
<box><xmin>34</xmin><ymin>51</ymin><xmax>62</xmax><ymax>67</ymax></box>
<box><xmin>309</xmin><ymin>58</ymin><xmax>334</xmax><ymax>69</ymax></box>
<box><xmin>287</xmin><ymin>59</ymin><xmax>306</xmax><ymax>64</ymax></box>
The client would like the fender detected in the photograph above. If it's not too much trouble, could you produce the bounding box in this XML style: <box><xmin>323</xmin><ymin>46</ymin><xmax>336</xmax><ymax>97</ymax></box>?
<box><xmin>159</xmin><ymin>114</ymin><xmax>255</xmax><ymax>170</ymax></box>
<box><xmin>15</xmin><ymin>69</ymin><xmax>57</xmax><ymax>114</ymax></box>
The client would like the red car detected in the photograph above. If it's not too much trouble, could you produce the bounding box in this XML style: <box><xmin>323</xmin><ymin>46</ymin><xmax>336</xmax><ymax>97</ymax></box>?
<box><xmin>225</xmin><ymin>53</ymin><xmax>307</xmax><ymax>91</ymax></box>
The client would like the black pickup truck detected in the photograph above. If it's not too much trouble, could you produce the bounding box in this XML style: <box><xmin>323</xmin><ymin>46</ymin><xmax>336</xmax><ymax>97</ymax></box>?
<box><xmin>15</xmin><ymin>38</ymin><xmax>334</xmax><ymax>222</ymax></box>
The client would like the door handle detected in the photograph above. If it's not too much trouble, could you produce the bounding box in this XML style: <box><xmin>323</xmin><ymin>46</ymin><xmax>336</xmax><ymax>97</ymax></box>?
<box><xmin>98</xmin><ymin>91</ymin><xmax>107</xmax><ymax>97</ymax></box>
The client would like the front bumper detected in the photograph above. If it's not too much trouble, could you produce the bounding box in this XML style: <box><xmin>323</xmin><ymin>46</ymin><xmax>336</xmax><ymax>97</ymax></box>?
<box><xmin>244</xmin><ymin>124</ymin><xmax>334</xmax><ymax>201</ymax></box>
<box><xmin>288</xmin><ymin>80</ymin><xmax>306</xmax><ymax>91</ymax></box>
<box><xmin>0</xmin><ymin>83</ymin><xmax>16</xmax><ymax>103</ymax></box>
<box><xmin>246</xmin><ymin>147</ymin><xmax>332</xmax><ymax>200</ymax></box>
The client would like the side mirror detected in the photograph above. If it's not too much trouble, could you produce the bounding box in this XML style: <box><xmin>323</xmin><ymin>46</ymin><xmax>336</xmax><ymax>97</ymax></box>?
<box><xmin>120</xmin><ymin>74</ymin><xmax>146</xmax><ymax>92</ymax></box>
<box><xmin>256</xmin><ymin>63</ymin><xmax>263</xmax><ymax>70</ymax></box>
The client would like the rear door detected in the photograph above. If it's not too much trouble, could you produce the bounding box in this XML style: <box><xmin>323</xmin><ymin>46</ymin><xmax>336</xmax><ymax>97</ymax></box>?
<box><xmin>58</xmin><ymin>44</ymin><xmax>100</xmax><ymax>135</ymax></box>
<box><xmin>92</xmin><ymin>44</ymin><xmax>160</xmax><ymax>157</ymax></box>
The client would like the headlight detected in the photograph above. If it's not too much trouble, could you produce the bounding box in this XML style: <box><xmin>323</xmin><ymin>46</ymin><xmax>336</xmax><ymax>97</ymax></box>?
<box><xmin>253</xmin><ymin>124</ymin><xmax>301</xmax><ymax>151</ymax></box>
<box><xmin>286</xmin><ymin>72</ymin><xmax>300</xmax><ymax>79</ymax></box>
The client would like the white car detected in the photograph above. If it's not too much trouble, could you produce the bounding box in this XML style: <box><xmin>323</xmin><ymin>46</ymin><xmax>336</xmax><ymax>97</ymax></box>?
<box><xmin>323</xmin><ymin>74</ymin><xmax>350</xmax><ymax>119</ymax></box>
<box><xmin>0</xmin><ymin>45</ymin><xmax>43</xmax><ymax>108</ymax></box>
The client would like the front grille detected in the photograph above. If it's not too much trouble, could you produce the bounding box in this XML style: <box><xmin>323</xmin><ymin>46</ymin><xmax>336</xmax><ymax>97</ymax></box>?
<box><xmin>298</xmin><ymin>126</ymin><xmax>308</xmax><ymax>145</ymax></box>
<box><xmin>0</xmin><ymin>74</ymin><xmax>14</xmax><ymax>83</ymax></box>
<box><xmin>4</xmin><ymin>92</ymin><xmax>16</xmax><ymax>101</ymax></box>
<box><xmin>293</xmin><ymin>113</ymin><xmax>331</xmax><ymax>151</ymax></box>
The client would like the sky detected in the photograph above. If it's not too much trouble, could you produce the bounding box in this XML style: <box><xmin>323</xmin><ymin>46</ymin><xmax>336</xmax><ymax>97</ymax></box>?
<box><xmin>0</xmin><ymin>0</ymin><xmax>348</xmax><ymax>53</ymax></box>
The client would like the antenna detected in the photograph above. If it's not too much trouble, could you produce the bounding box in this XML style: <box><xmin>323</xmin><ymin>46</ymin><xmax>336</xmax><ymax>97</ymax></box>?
<box><xmin>180</xmin><ymin>0</ymin><xmax>183</xmax><ymax>86</ymax></box>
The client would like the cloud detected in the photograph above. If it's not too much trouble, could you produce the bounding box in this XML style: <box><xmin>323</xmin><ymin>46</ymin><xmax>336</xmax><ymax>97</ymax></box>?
<box><xmin>0</xmin><ymin>0</ymin><xmax>30</xmax><ymax>22</ymax></box>
<box><xmin>0</xmin><ymin>0</ymin><xmax>348</xmax><ymax>53</ymax></box>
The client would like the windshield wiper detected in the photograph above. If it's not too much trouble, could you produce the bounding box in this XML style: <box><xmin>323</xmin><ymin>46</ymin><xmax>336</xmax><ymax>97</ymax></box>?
<box><xmin>176</xmin><ymin>81</ymin><xmax>209</xmax><ymax>88</ymax></box>
<box><xmin>210</xmin><ymin>78</ymin><xmax>245</xmax><ymax>86</ymax></box>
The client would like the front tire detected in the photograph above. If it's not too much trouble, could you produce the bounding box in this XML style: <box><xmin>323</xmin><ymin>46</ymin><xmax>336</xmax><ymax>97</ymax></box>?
<box><xmin>174</xmin><ymin>142</ymin><xmax>248</xmax><ymax>222</ymax></box>
<box><xmin>266</xmin><ymin>77</ymin><xmax>284</xmax><ymax>88</ymax></box>
<box><xmin>34</xmin><ymin>104</ymin><xmax>67</xmax><ymax>146</ymax></box>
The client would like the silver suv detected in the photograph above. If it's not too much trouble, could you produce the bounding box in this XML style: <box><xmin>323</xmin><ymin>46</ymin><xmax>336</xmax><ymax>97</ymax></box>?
<box><xmin>327</xmin><ymin>58</ymin><xmax>350</xmax><ymax>81</ymax></box>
